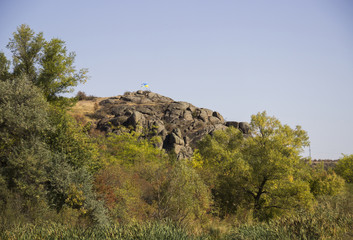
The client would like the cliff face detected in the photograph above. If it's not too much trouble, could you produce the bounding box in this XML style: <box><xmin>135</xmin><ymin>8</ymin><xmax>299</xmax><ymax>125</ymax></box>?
<box><xmin>73</xmin><ymin>91</ymin><xmax>249</xmax><ymax>159</ymax></box>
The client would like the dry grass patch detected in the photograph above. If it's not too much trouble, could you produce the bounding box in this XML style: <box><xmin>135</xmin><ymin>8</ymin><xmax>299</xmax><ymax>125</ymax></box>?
<box><xmin>69</xmin><ymin>97</ymin><xmax>108</xmax><ymax>123</ymax></box>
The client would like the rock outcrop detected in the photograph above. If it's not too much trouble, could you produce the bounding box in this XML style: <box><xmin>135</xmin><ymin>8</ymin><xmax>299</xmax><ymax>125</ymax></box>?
<box><xmin>81</xmin><ymin>91</ymin><xmax>248</xmax><ymax>159</ymax></box>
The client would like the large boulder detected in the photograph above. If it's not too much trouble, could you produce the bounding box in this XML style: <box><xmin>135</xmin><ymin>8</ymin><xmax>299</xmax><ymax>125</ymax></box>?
<box><xmin>239</xmin><ymin>122</ymin><xmax>250</xmax><ymax>134</ymax></box>
<box><xmin>83</xmin><ymin>91</ymin><xmax>249</xmax><ymax>159</ymax></box>
<box><xmin>124</xmin><ymin>111</ymin><xmax>146</xmax><ymax>128</ymax></box>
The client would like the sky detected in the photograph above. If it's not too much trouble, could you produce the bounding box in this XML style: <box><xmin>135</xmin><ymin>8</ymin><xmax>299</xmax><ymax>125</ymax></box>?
<box><xmin>1</xmin><ymin>0</ymin><xmax>352</xmax><ymax>159</ymax></box>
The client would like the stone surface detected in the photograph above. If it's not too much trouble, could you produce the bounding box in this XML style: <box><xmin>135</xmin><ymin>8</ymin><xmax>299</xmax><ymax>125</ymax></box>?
<box><xmin>226</xmin><ymin>121</ymin><xmax>239</xmax><ymax>128</ymax></box>
<box><xmin>81</xmin><ymin>91</ymin><xmax>248</xmax><ymax>159</ymax></box>
<box><xmin>239</xmin><ymin>122</ymin><xmax>250</xmax><ymax>134</ymax></box>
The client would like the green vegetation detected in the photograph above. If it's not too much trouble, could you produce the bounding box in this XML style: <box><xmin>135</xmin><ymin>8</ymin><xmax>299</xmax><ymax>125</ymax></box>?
<box><xmin>335</xmin><ymin>154</ymin><xmax>353</xmax><ymax>183</ymax></box>
<box><xmin>193</xmin><ymin>112</ymin><xmax>314</xmax><ymax>220</ymax></box>
<box><xmin>1</xmin><ymin>25</ymin><xmax>352</xmax><ymax>239</ymax></box>
<box><xmin>3</xmin><ymin>24</ymin><xmax>88</xmax><ymax>101</ymax></box>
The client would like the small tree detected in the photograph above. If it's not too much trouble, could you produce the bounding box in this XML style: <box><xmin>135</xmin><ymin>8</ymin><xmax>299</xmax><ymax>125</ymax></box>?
<box><xmin>155</xmin><ymin>160</ymin><xmax>212</xmax><ymax>224</ymax></box>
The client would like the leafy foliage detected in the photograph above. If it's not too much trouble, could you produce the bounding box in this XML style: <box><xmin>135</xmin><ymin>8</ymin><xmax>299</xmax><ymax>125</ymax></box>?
<box><xmin>6</xmin><ymin>24</ymin><xmax>88</xmax><ymax>101</ymax></box>
<box><xmin>7</xmin><ymin>24</ymin><xmax>44</xmax><ymax>82</ymax></box>
<box><xmin>0</xmin><ymin>76</ymin><xmax>50</xmax><ymax>196</ymax></box>
<box><xmin>94</xmin><ymin>130</ymin><xmax>211</xmax><ymax>225</ymax></box>
<box><xmin>195</xmin><ymin>111</ymin><xmax>313</xmax><ymax>220</ymax></box>
<box><xmin>0</xmin><ymin>52</ymin><xmax>10</xmax><ymax>81</ymax></box>
<box><xmin>335</xmin><ymin>154</ymin><xmax>353</xmax><ymax>183</ymax></box>
<box><xmin>309</xmin><ymin>163</ymin><xmax>345</xmax><ymax>197</ymax></box>
<box><xmin>0</xmin><ymin>76</ymin><xmax>50</xmax><ymax>154</ymax></box>
<box><xmin>46</xmin><ymin>107</ymin><xmax>100</xmax><ymax>171</ymax></box>
<box><xmin>154</xmin><ymin>160</ymin><xmax>212</xmax><ymax>224</ymax></box>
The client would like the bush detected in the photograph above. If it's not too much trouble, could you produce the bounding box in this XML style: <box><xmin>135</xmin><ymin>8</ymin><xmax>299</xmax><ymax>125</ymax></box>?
<box><xmin>76</xmin><ymin>91</ymin><xmax>96</xmax><ymax>100</ymax></box>
<box><xmin>335</xmin><ymin>154</ymin><xmax>353</xmax><ymax>183</ymax></box>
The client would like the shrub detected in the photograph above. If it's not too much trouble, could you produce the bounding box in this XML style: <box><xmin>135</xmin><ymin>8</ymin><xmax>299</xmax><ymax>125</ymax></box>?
<box><xmin>76</xmin><ymin>91</ymin><xmax>87</xmax><ymax>100</ymax></box>
<box><xmin>76</xmin><ymin>91</ymin><xmax>96</xmax><ymax>100</ymax></box>
<box><xmin>335</xmin><ymin>154</ymin><xmax>353</xmax><ymax>183</ymax></box>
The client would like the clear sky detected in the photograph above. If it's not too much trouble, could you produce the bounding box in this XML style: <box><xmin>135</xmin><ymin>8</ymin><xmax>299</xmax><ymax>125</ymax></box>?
<box><xmin>1</xmin><ymin>0</ymin><xmax>352</xmax><ymax>159</ymax></box>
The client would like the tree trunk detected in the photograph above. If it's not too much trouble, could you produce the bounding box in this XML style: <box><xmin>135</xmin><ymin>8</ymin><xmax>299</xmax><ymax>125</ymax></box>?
<box><xmin>253</xmin><ymin>177</ymin><xmax>267</xmax><ymax>219</ymax></box>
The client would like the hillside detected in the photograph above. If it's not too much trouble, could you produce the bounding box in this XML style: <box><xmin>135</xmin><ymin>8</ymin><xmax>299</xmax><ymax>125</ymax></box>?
<box><xmin>71</xmin><ymin>90</ymin><xmax>250</xmax><ymax>159</ymax></box>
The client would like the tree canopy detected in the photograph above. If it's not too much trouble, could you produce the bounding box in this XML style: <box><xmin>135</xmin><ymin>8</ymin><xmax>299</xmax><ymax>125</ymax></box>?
<box><xmin>194</xmin><ymin>111</ymin><xmax>313</xmax><ymax>220</ymax></box>
<box><xmin>5</xmin><ymin>24</ymin><xmax>88</xmax><ymax>101</ymax></box>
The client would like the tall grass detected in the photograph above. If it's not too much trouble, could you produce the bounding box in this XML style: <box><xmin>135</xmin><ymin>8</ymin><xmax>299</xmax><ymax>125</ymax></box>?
<box><xmin>2</xmin><ymin>199</ymin><xmax>352</xmax><ymax>240</ymax></box>
<box><xmin>222</xmin><ymin>207</ymin><xmax>353</xmax><ymax>240</ymax></box>
<box><xmin>0</xmin><ymin>221</ymin><xmax>205</xmax><ymax>240</ymax></box>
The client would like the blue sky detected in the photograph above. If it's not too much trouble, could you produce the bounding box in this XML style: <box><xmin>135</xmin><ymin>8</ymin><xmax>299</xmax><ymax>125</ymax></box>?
<box><xmin>1</xmin><ymin>0</ymin><xmax>352</xmax><ymax>159</ymax></box>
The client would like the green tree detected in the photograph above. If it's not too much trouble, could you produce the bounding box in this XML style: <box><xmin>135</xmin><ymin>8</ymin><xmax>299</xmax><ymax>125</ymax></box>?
<box><xmin>335</xmin><ymin>154</ymin><xmax>353</xmax><ymax>183</ymax></box>
<box><xmin>7</xmin><ymin>24</ymin><xmax>44</xmax><ymax>82</ymax></box>
<box><xmin>191</xmin><ymin>127</ymin><xmax>247</xmax><ymax>216</ymax></box>
<box><xmin>0</xmin><ymin>76</ymin><xmax>108</xmax><ymax>226</ymax></box>
<box><xmin>6</xmin><ymin>24</ymin><xmax>87</xmax><ymax>100</ymax></box>
<box><xmin>195</xmin><ymin>111</ymin><xmax>313</xmax><ymax>220</ymax></box>
<box><xmin>242</xmin><ymin>111</ymin><xmax>312</xmax><ymax>219</ymax></box>
<box><xmin>38</xmin><ymin>38</ymin><xmax>88</xmax><ymax>100</ymax></box>
<box><xmin>0</xmin><ymin>75</ymin><xmax>50</xmax><ymax>162</ymax></box>
<box><xmin>0</xmin><ymin>76</ymin><xmax>52</xmax><ymax>226</ymax></box>
<box><xmin>0</xmin><ymin>52</ymin><xmax>10</xmax><ymax>81</ymax></box>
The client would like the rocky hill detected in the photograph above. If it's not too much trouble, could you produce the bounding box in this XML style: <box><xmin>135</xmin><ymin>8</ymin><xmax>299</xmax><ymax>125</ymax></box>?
<box><xmin>71</xmin><ymin>90</ymin><xmax>250</xmax><ymax>159</ymax></box>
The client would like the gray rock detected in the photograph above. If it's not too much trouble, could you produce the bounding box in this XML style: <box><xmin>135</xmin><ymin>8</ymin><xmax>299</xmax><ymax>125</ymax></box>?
<box><xmin>195</xmin><ymin>109</ymin><xmax>208</xmax><ymax>122</ymax></box>
<box><xmin>97</xmin><ymin>117</ymin><xmax>112</xmax><ymax>132</ymax></box>
<box><xmin>147</xmin><ymin>92</ymin><xmax>157</xmax><ymax>99</ymax></box>
<box><xmin>172</xmin><ymin>128</ymin><xmax>182</xmax><ymax>138</ymax></box>
<box><xmin>125</xmin><ymin>111</ymin><xmax>146</xmax><ymax>127</ymax></box>
<box><xmin>87</xmin><ymin>91</ymin><xmax>247</xmax><ymax>159</ymax></box>
<box><xmin>150</xmin><ymin>120</ymin><xmax>166</xmax><ymax>135</ymax></box>
<box><xmin>239</xmin><ymin>122</ymin><xmax>250</xmax><ymax>134</ymax></box>
<box><xmin>209</xmin><ymin>116</ymin><xmax>222</xmax><ymax>125</ymax></box>
<box><xmin>226</xmin><ymin>121</ymin><xmax>239</xmax><ymax>128</ymax></box>
<box><xmin>213</xmin><ymin>111</ymin><xmax>225</xmax><ymax>123</ymax></box>
<box><xmin>110</xmin><ymin>106</ymin><xmax>127</xmax><ymax>116</ymax></box>
<box><xmin>122</xmin><ymin>96</ymin><xmax>142</xmax><ymax>103</ymax></box>
<box><xmin>183</xmin><ymin>110</ymin><xmax>194</xmax><ymax>121</ymax></box>
<box><xmin>139</xmin><ymin>98</ymin><xmax>152</xmax><ymax>104</ymax></box>
<box><xmin>202</xmin><ymin>108</ymin><xmax>213</xmax><ymax>117</ymax></box>
<box><xmin>99</xmin><ymin>99</ymin><xmax>115</xmax><ymax>106</ymax></box>
<box><xmin>124</xmin><ymin>109</ymin><xmax>134</xmax><ymax>116</ymax></box>
<box><xmin>137</xmin><ymin>106</ymin><xmax>153</xmax><ymax>115</ymax></box>
<box><xmin>210</xmin><ymin>124</ymin><xmax>228</xmax><ymax>134</ymax></box>
<box><xmin>110</xmin><ymin>116</ymin><xmax>128</xmax><ymax>126</ymax></box>
<box><xmin>147</xmin><ymin>93</ymin><xmax>173</xmax><ymax>103</ymax></box>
